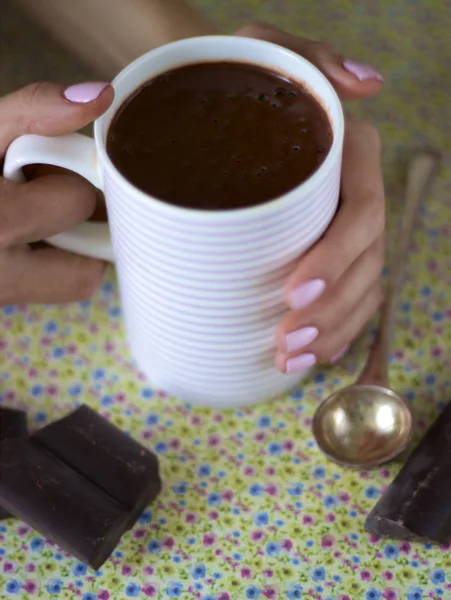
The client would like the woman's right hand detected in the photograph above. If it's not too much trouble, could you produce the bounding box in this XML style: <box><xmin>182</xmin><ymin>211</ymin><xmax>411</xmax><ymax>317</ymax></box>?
<box><xmin>0</xmin><ymin>81</ymin><xmax>113</xmax><ymax>306</ymax></box>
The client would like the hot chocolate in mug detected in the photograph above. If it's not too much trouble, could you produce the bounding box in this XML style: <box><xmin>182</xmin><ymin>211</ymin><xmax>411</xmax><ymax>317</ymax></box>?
<box><xmin>4</xmin><ymin>36</ymin><xmax>344</xmax><ymax>408</ymax></box>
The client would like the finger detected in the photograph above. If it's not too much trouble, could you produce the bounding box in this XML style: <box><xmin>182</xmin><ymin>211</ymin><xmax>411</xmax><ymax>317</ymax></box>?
<box><xmin>275</xmin><ymin>282</ymin><xmax>383</xmax><ymax>372</ymax></box>
<box><xmin>0</xmin><ymin>246</ymin><xmax>106</xmax><ymax>305</ymax></box>
<box><xmin>0</xmin><ymin>81</ymin><xmax>114</xmax><ymax>155</ymax></box>
<box><xmin>285</xmin><ymin>117</ymin><xmax>385</xmax><ymax>311</ymax></box>
<box><xmin>276</xmin><ymin>235</ymin><xmax>384</xmax><ymax>352</ymax></box>
<box><xmin>0</xmin><ymin>173</ymin><xmax>97</xmax><ymax>247</ymax></box>
<box><xmin>236</xmin><ymin>23</ymin><xmax>383</xmax><ymax>100</ymax></box>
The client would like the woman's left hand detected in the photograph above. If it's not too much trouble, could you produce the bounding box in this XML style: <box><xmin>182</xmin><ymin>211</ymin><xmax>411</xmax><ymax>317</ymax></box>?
<box><xmin>237</xmin><ymin>24</ymin><xmax>386</xmax><ymax>372</ymax></box>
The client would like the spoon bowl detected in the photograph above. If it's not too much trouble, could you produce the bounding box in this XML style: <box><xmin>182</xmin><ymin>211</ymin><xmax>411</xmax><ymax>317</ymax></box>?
<box><xmin>313</xmin><ymin>385</ymin><xmax>413</xmax><ymax>468</ymax></box>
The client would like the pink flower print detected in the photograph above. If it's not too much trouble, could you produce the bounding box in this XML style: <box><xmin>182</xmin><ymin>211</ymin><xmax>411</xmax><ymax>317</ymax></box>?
<box><xmin>399</xmin><ymin>542</ymin><xmax>411</xmax><ymax>554</ymax></box>
<box><xmin>4</xmin><ymin>390</ymin><xmax>16</xmax><ymax>401</ymax></box>
<box><xmin>380</xmin><ymin>468</ymin><xmax>391</xmax><ymax>479</ymax></box>
<box><xmin>47</xmin><ymin>385</ymin><xmax>58</xmax><ymax>396</ymax></box>
<box><xmin>241</xmin><ymin>567</ymin><xmax>252</xmax><ymax>579</ymax></box>
<box><xmin>265</xmin><ymin>483</ymin><xmax>278</xmax><ymax>496</ymax></box>
<box><xmin>217</xmin><ymin>594</ymin><xmax>231</xmax><ymax>600</ymax></box>
<box><xmin>168</xmin><ymin>438</ymin><xmax>181</xmax><ymax>450</ymax></box>
<box><xmin>338</xmin><ymin>492</ymin><xmax>350</xmax><ymax>503</ymax></box>
<box><xmin>143</xmin><ymin>584</ymin><xmax>158</xmax><ymax>597</ymax></box>
<box><xmin>66</xmin><ymin>344</ymin><xmax>77</xmax><ymax>354</ymax></box>
<box><xmin>115</xmin><ymin>392</ymin><xmax>126</xmax><ymax>402</ymax></box>
<box><xmin>105</xmin><ymin>341</ymin><xmax>115</xmax><ymax>352</ymax></box>
<box><xmin>221</xmin><ymin>489</ymin><xmax>234</xmax><ymax>502</ymax></box>
<box><xmin>254</xmin><ymin>432</ymin><xmax>267</xmax><ymax>443</ymax></box>
<box><xmin>251</xmin><ymin>530</ymin><xmax>264</xmax><ymax>542</ymax></box>
<box><xmin>203</xmin><ymin>533</ymin><xmax>216</xmax><ymax>546</ymax></box>
<box><xmin>282</xmin><ymin>440</ymin><xmax>294</xmax><ymax>451</ymax></box>
<box><xmin>262</xmin><ymin>586</ymin><xmax>277</xmax><ymax>599</ymax></box>
<box><xmin>208</xmin><ymin>434</ymin><xmax>220</xmax><ymax>447</ymax></box>
<box><xmin>213</xmin><ymin>413</ymin><xmax>223</xmax><ymax>423</ymax></box>
<box><xmin>359</xmin><ymin>471</ymin><xmax>370</xmax><ymax>479</ymax></box>
<box><xmin>28</xmin><ymin>368</ymin><xmax>38</xmax><ymax>378</ymax></box>
<box><xmin>431</xmin><ymin>346</ymin><xmax>443</xmax><ymax>358</ymax></box>
<box><xmin>209</xmin><ymin>511</ymin><xmax>219</xmax><ymax>520</ymax></box>
<box><xmin>17</xmin><ymin>526</ymin><xmax>29</xmax><ymax>536</ymax></box>
<box><xmin>185</xmin><ymin>512</ymin><xmax>197</xmax><ymax>524</ymax></box>
<box><xmin>25</xmin><ymin>563</ymin><xmax>36</xmax><ymax>573</ymax></box>
<box><xmin>98</xmin><ymin>591</ymin><xmax>110</xmax><ymax>600</ymax></box>
<box><xmin>3</xmin><ymin>562</ymin><xmax>14</xmax><ymax>572</ymax></box>
<box><xmin>244</xmin><ymin>465</ymin><xmax>255</xmax><ymax>477</ymax></box>
<box><xmin>263</xmin><ymin>569</ymin><xmax>274</xmax><ymax>578</ymax></box>
<box><xmin>191</xmin><ymin>415</ymin><xmax>202</xmax><ymax>426</ymax></box>
<box><xmin>321</xmin><ymin>535</ymin><xmax>335</xmax><ymax>549</ymax></box>
<box><xmin>143</xmin><ymin>566</ymin><xmax>154</xmax><ymax>575</ymax></box>
<box><xmin>383</xmin><ymin>589</ymin><xmax>397</xmax><ymax>600</ymax></box>
<box><xmin>281</xmin><ymin>539</ymin><xmax>293</xmax><ymax>552</ymax></box>
<box><xmin>360</xmin><ymin>569</ymin><xmax>372</xmax><ymax>581</ymax></box>
<box><xmin>162</xmin><ymin>537</ymin><xmax>174</xmax><ymax>550</ymax></box>
<box><xmin>23</xmin><ymin>580</ymin><xmax>37</xmax><ymax>594</ymax></box>
<box><xmin>265</xmin><ymin>466</ymin><xmax>276</xmax><ymax>477</ymax></box>
<box><xmin>121</xmin><ymin>565</ymin><xmax>132</xmax><ymax>576</ymax></box>
<box><xmin>134</xmin><ymin>529</ymin><xmax>146</xmax><ymax>539</ymax></box>
<box><xmin>382</xmin><ymin>570</ymin><xmax>393</xmax><ymax>581</ymax></box>
<box><xmin>326</xmin><ymin>513</ymin><xmax>336</xmax><ymax>523</ymax></box>
<box><xmin>303</xmin><ymin>515</ymin><xmax>314</xmax><ymax>525</ymax></box>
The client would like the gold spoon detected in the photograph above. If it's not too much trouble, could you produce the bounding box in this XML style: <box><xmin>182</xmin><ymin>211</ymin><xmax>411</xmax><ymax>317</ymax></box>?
<box><xmin>312</xmin><ymin>149</ymin><xmax>440</xmax><ymax>468</ymax></box>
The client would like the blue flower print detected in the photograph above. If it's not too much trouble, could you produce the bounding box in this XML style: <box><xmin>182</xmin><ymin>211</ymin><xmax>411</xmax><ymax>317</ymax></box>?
<box><xmin>246</xmin><ymin>586</ymin><xmax>261</xmax><ymax>599</ymax></box>
<box><xmin>6</xmin><ymin>580</ymin><xmax>21</xmax><ymax>594</ymax></box>
<box><xmin>311</xmin><ymin>567</ymin><xmax>325</xmax><ymax>581</ymax></box>
<box><xmin>265</xmin><ymin>542</ymin><xmax>280</xmax><ymax>556</ymax></box>
<box><xmin>166</xmin><ymin>582</ymin><xmax>183</xmax><ymax>597</ymax></box>
<box><xmin>432</xmin><ymin>570</ymin><xmax>445</xmax><ymax>584</ymax></box>
<box><xmin>46</xmin><ymin>579</ymin><xmax>63</xmax><ymax>595</ymax></box>
<box><xmin>286</xmin><ymin>584</ymin><xmax>303</xmax><ymax>599</ymax></box>
<box><xmin>125</xmin><ymin>583</ymin><xmax>140</xmax><ymax>597</ymax></box>
<box><xmin>192</xmin><ymin>564</ymin><xmax>206</xmax><ymax>579</ymax></box>
<box><xmin>407</xmin><ymin>588</ymin><xmax>423</xmax><ymax>600</ymax></box>
<box><xmin>255</xmin><ymin>511</ymin><xmax>269</xmax><ymax>526</ymax></box>
<box><xmin>249</xmin><ymin>483</ymin><xmax>263</xmax><ymax>496</ymax></box>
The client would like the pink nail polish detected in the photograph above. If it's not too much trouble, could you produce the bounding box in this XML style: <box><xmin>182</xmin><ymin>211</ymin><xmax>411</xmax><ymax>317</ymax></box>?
<box><xmin>286</xmin><ymin>353</ymin><xmax>316</xmax><ymax>374</ymax></box>
<box><xmin>64</xmin><ymin>82</ymin><xmax>109</xmax><ymax>104</ymax></box>
<box><xmin>289</xmin><ymin>279</ymin><xmax>326</xmax><ymax>311</ymax></box>
<box><xmin>331</xmin><ymin>344</ymin><xmax>350</xmax><ymax>363</ymax></box>
<box><xmin>343</xmin><ymin>60</ymin><xmax>384</xmax><ymax>83</ymax></box>
<box><xmin>286</xmin><ymin>326</ymin><xmax>319</xmax><ymax>353</ymax></box>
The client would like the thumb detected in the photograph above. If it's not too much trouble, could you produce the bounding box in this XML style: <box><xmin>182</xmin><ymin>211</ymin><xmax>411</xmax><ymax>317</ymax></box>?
<box><xmin>0</xmin><ymin>81</ymin><xmax>114</xmax><ymax>156</ymax></box>
<box><xmin>236</xmin><ymin>23</ymin><xmax>383</xmax><ymax>101</ymax></box>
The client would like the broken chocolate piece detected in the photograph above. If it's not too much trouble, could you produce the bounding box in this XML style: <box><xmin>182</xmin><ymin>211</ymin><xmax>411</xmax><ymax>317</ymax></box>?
<box><xmin>365</xmin><ymin>400</ymin><xmax>451</xmax><ymax>544</ymax></box>
<box><xmin>0</xmin><ymin>406</ymin><xmax>28</xmax><ymax>520</ymax></box>
<box><xmin>0</xmin><ymin>437</ymin><xmax>129</xmax><ymax>569</ymax></box>
<box><xmin>33</xmin><ymin>405</ymin><xmax>161</xmax><ymax>526</ymax></box>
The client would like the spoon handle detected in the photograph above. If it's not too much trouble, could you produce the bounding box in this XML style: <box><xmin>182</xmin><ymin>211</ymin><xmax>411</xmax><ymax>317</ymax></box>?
<box><xmin>357</xmin><ymin>149</ymin><xmax>440</xmax><ymax>386</ymax></box>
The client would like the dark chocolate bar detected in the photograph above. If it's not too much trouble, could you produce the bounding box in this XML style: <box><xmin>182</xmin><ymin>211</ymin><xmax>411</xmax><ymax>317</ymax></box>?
<box><xmin>0</xmin><ymin>437</ymin><xmax>129</xmax><ymax>569</ymax></box>
<box><xmin>365</xmin><ymin>400</ymin><xmax>451</xmax><ymax>544</ymax></box>
<box><xmin>0</xmin><ymin>406</ymin><xmax>28</xmax><ymax>520</ymax></box>
<box><xmin>0</xmin><ymin>406</ymin><xmax>28</xmax><ymax>440</ymax></box>
<box><xmin>33</xmin><ymin>405</ymin><xmax>161</xmax><ymax>526</ymax></box>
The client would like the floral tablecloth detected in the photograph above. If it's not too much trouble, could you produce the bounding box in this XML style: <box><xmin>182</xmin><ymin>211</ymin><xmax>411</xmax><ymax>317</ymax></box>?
<box><xmin>1</xmin><ymin>1</ymin><xmax>451</xmax><ymax>599</ymax></box>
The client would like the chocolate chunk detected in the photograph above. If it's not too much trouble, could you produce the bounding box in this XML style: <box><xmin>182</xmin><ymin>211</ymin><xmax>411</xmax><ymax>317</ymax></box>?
<box><xmin>0</xmin><ymin>406</ymin><xmax>28</xmax><ymax>520</ymax></box>
<box><xmin>365</xmin><ymin>400</ymin><xmax>451</xmax><ymax>544</ymax></box>
<box><xmin>33</xmin><ymin>405</ymin><xmax>161</xmax><ymax>526</ymax></box>
<box><xmin>0</xmin><ymin>437</ymin><xmax>129</xmax><ymax>569</ymax></box>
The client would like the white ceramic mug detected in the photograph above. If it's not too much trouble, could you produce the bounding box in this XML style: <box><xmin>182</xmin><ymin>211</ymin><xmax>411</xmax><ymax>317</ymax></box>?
<box><xmin>4</xmin><ymin>36</ymin><xmax>344</xmax><ymax>408</ymax></box>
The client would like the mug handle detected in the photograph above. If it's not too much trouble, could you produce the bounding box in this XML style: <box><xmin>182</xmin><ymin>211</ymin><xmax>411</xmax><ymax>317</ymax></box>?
<box><xmin>3</xmin><ymin>133</ymin><xmax>114</xmax><ymax>262</ymax></box>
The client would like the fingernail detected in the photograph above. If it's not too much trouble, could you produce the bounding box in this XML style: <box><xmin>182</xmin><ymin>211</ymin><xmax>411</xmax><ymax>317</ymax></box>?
<box><xmin>64</xmin><ymin>82</ymin><xmax>109</xmax><ymax>103</ymax></box>
<box><xmin>286</xmin><ymin>353</ymin><xmax>316</xmax><ymax>374</ymax></box>
<box><xmin>289</xmin><ymin>279</ymin><xmax>326</xmax><ymax>310</ymax></box>
<box><xmin>331</xmin><ymin>344</ymin><xmax>350</xmax><ymax>363</ymax></box>
<box><xmin>286</xmin><ymin>326</ymin><xmax>319</xmax><ymax>353</ymax></box>
<box><xmin>343</xmin><ymin>60</ymin><xmax>384</xmax><ymax>82</ymax></box>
